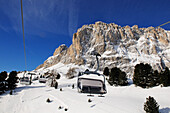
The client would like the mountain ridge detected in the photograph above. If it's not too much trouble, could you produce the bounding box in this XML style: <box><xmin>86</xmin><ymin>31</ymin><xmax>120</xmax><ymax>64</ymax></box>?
<box><xmin>36</xmin><ymin>21</ymin><xmax>170</xmax><ymax>76</ymax></box>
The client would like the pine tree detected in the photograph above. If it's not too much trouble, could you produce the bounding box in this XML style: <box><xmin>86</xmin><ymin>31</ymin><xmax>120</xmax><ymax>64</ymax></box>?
<box><xmin>160</xmin><ymin>67</ymin><xmax>170</xmax><ymax>87</ymax></box>
<box><xmin>144</xmin><ymin>64</ymin><xmax>153</xmax><ymax>87</ymax></box>
<box><xmin>0</xmin><ymin>71</ymin><xmax>7</xmax><ymax>81</ymax></box>
<box><xmin>133</xmin><ymin>63</ymin><xmax>143</xmax><ymax>87</ymax></box>
<box><xmin>150</xmin><ymin>70</ymin><xmax>160</xmax><ymax>87</ymax></box>
<box><xmin>108</xmin><ymin>67</ymin><xmax>128</xmax><ymax>86</ymax></box>
<box><xmin>119</xmin><ymin>71</ymin><xmax>128</xmax><ymax>86</ymax></box>
<box><xmin>56</xmin><ymin>73</ymin><xmax>61</xmax><ymax>79</ymax></box>
<box><xmin>133</xmin><ymin>63</ymin><xmax>154</xmax><ymax>88</ymax></box>
<box><xmin>144</xmin><ymin>96</ymin><xmax>159</xmax><ymax>113</ymax></box>
<box><xmin>103</xmin><ymin>67</ymin><xmax>109</xmax><ymax>76</ymax></box>
<box><xmin>0</xmin><ymin>71</ymin><xmax>8</xmax><ymax>94</ymax></box>
<box><xmin>7</xmin><ymin>71</ymin><xmax>18</xmax><ymax>90</ymax></box>
<box><xmin>108</xmin><ymin>67</ymin><xmax>118</xmax><ymax>85</ymax></box>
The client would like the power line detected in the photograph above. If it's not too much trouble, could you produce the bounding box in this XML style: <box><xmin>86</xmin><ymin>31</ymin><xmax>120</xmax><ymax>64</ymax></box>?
<box><xmin>20</xmin><ymin>0</ymin><xmax>27</xmax><ymax>71</ymax></box>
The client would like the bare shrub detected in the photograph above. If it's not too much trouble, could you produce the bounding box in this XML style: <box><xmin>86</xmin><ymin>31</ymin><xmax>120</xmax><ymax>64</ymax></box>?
<box><xmin>66</xmin><ymin>68</ymin><xmax>77</xmax><ymax>79</ymax></box>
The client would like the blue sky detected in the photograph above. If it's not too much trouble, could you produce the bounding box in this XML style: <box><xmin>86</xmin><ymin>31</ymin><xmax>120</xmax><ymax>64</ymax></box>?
<box><xmin>0</xmin><ymin>0</ymin><xmax>170</xmax><ymax>72</ymax></box>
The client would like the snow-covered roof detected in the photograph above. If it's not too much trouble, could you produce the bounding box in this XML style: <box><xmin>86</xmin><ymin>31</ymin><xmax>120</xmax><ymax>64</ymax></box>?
<box><xmin>79</xmin><ymin>73</ymin><xmax>104</xmax><ymax>81</ymax></box>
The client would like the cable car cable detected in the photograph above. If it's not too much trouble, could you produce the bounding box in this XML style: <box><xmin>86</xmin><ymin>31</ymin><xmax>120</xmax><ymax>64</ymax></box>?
<box><xmin>20</xmin><ymin>0</ymin><xmax>27</xmax><ymax>71</ymax></box>
<box><xmin>156</xmin><ymin>21</ymin><xmax>170</xmax><ymax>28</ymax></box>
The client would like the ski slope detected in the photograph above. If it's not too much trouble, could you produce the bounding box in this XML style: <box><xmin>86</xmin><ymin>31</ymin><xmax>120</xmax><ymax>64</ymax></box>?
<box><xmin>0</xmin><ymin>76</ymin><xmax>170</xmax><ymax>113</ymax></box>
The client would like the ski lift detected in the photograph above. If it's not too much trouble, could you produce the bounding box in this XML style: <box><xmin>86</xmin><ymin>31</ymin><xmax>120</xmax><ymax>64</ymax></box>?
<box><xmin>20</xmin><ymin>71</ymin><xmax>31</xmax><ymax>85</ymax></box>
<box><xmin>27</xmin><ymin>72</ymin><xmax>38</xmax><ymax>81</ymax></box>
<box><xmin>39</xmin><ymin>76</ymin><xmax>47</xmax><ymax>83</ymax></box>
<box><xmin>39</xmin><ymin>75</ymin><xmax>50</xmax><ymax>83</ymax></box>
<box><xmin>77</xmin><ymin>52</ymin><xmax>107</xmax><ymax>94</ymax></box>
<box><xmin>20</xmin><ymin>77</ymin><xmax>30</xmax><ymax>85</ymax></box>
<box><xmin>39</xmin><ymin>70</ymin><xmax>51</xmax><ymax>83</ymax></box>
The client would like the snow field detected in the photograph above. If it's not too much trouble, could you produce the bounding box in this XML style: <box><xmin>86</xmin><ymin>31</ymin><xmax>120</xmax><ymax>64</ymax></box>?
<box><xmin>0</xmin><ymin>76</ymin><xmax>170</xmax><ymax>113</ymax></box>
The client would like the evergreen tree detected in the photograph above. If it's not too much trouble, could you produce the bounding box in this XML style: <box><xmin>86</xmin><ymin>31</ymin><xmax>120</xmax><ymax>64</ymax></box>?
<box><xmin>133</xmin><ymin>63</ymin><xmax>155</xmax><ymax>88</ymax></box>
<box><xmin>103</xmin><ymin>67</ymin><xmax>109</xmax><ymax>76</ymax></box>
<box><xmin>56</xmin><ymin>73</ymin><xmax>61</xmax><ymax>79</ymax></box>
<box><xmin>160</xmin><ymin>67</ymin><xmax>170</xmax><ymax>87</ymax></box>
<box><xmin>144</xmin><ymin>96</ymin><xmax>159</xmax><ymax>113</ymax></box>
<box><xmin>0</xmin><ymin>71</ymin><xmax>8</xmax><ymax>93</ymax></box>
<box><xmin>0</xmin><ymin>71</ymin><xmax>7</xmax><ymax>81</ymax></box>
<box><xmin>133</xmin><ymin>63</ymin><xmax>143</xmax><ymax>87</ymax></box>
<box><xmin>151</xmin><ymin>70</ymin><xmax>160</xmax><ymax>87</ymax></box>
<box><xmin>108</xmin><ymin>67</ymin><xmax>128</xmax><ymax>86</ymax></box>
<box><xmin>108</xmin><ymin>67</ymin><xmax>118</xmax><ymax>85</ymax></box>
<box><xmin>7</xmin><ymin>71</ymin><xmax>18</xmax><ymax>90</ymax></box>
<box><xmin>144</xmin><ymin>64</ymin><xmax>153</xmax><ymax>87</ymax></box>
<box><xmin>119</xmin><ymin>71</ymin><xmax>128</xmax><ymax>86</ymax></box>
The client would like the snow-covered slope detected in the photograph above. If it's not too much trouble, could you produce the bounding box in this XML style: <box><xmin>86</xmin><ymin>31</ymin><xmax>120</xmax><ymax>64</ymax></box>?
<box><xmin>1</xmin><ymin>64</ymin><xmax>170</xmax><ymax>113</ymax></box>
<box><xmin>1</xmin><ymin>78</ymin><xmax>170</xmax><ymax>113</ymax></box>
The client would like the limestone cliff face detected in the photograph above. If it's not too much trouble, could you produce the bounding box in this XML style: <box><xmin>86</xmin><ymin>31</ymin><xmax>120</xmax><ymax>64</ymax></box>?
<box><xmin>36</xmin><ymin>21</ymin><xmax>170</xmax><ymax>76</ymax></box>
<box><xmin>53</xmin><ymin>44</ymin><xmax>67</xmax><ymax>56</ymax></box>
<box><xmin>39</xmin><ymin>44</ymin><xmax>68</xmax><ymax>68</ymax></box>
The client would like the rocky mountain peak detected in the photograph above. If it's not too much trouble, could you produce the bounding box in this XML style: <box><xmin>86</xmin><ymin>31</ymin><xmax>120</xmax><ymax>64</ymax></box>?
<box><xmin>36</xmin><ymin>21</ymin><xmax>170</xmax><ymax>76</ymax></box>
<box><xmin>53</xmin><ymin>44</ymin><xmax>67</xmax><ymax>56</ymax></box>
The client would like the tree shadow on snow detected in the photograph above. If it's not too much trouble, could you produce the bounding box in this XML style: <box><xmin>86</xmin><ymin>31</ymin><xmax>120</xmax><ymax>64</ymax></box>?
<box><xmin>160</xmin><ymin>107</ymin><xmax>170</xmax><ymax>113</ymax></box>
<box><xmin>16</xmin><ymin>85</ymin><xmax>45</xmax><ymax>92</ymax></box>
<box><xmin>90</xmin><ymin>104</ymin><xmax>96</xmax><ymax>108</ymax></box>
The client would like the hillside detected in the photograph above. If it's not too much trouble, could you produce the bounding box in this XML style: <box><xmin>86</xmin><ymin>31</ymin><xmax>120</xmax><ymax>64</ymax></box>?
<box><xmin>36</xmin><ymin>21</ymin><xmax>170</xmax><ymax>76</ymax></box>
<box><xmin>0</xmin><ymin>64</ymin><xmax>170</xmax><ymax>113</ymax></box>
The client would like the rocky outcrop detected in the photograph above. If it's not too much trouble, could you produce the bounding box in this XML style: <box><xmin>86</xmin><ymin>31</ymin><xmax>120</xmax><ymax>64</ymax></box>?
<box><xmin>35</xmin><ymin>21</ymin><xmax>170</xmax><ymax>76</ymax></box>
<box><xmin>53</xmin><ymin>44</ymin><xmax>67</xmax><ymax>56</ymax></box>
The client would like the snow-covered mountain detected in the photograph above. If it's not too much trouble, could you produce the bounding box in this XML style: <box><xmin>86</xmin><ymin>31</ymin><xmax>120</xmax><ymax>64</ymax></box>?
<box><xmin>36</xmin><ymin>21</ymin><xmax>170</xmax><ymax>76</ymax></box>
